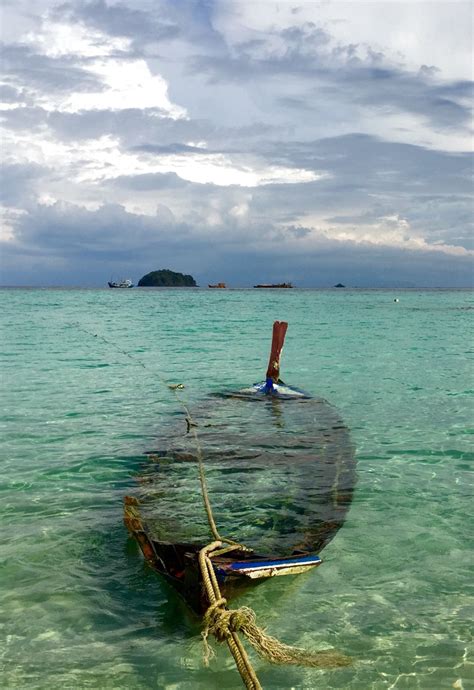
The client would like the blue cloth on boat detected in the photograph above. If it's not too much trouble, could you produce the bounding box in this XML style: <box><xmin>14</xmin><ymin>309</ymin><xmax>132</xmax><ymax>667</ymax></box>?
<box><xmin>264</xmin><ymin>377</ymin><xmax>275</xmax><ymax>393</ymax></box>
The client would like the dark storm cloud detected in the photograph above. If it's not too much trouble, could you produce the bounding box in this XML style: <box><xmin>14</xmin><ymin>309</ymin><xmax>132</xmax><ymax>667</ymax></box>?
<box><xmin>49</xmin><ymin>108</ymin><xmax>201</xmax><ymax>141</ymax></box>
<box><xmin>0</xmin><ymin>201</ymin><xmax>190</xmax><ymax>287</ymax></box>
<box><xmin>0</xmin><ymin>106</ymin><xmax>49</xmax><ymax>132</ymax></box>
<box><xmin>55</xmin><ymin>0</ymin><xmax>227</xmax><ymax>58</ymax></box>
<box><xmin>0</xmin><ymin>43</ymin><xmax>104</xmax><ymax>93</ymax></box>
<box><xmin>214</xmin><ymin>240</ymin><xmax>474</xmax><ymax>289</ymax></box>
<box><xmin>2</xmin><ymin>199</ymin><xmax>472</xmax><ymax>288</ymax></box>
<box><xmin>131</xmin><ymin>143</ymin><xmax>212</xmax><ymax>155</ymax></box>
<box><xmin>0</xmin><ymin>84</ymin><xmax>23</xmax><ymax>102</ymax></box>
<box><xmin>190</xmin><ymin>23</ymin><xmax>473</xmax><ymax>131</ymax></box>
<box><xmin>0</xmin><ymin>163</ymin><xmax>48</xmax><ymax>205</ymax></box>
<box><xmin>110</xmin><ymin>171</ymin><xmax>190</xmax><ymax>190</ymax></box>
<box><xmin>323</xmin><ymin>68</ymin><xmax>472</xmax><ymax>130</ymax></box>
<box><xmin>435</xmin><ymin>80</ymin><xmax>473</xmax><ymax>101</ymax></box>
<box><xmin>0</xmin><ymin>106</ymin><xmax>210</xmax><ymax>148</ymax></box>
<box><xmin>260</xmin><ymin>134</ymin><xmax>472</xmax><ymax>196</ymax></box>
<box><xmin>6</xmin><ymin>201</ymin><xmax>185</xmax><ymax>259</ymax></box>
<box><xmin>55</xmin><ymin>0</ymin><xmax>180</xmax><ymax>46</ymax></box>
<box><xmin>0</xmin><ymin>101</ymin><xmax>281</xmax><ymax>161</ymax></box>
<box><xmin>249</xmin><ymin>134</ymin><xmax>472</xmax><ymax>217</ymax></box>
<box><xmin>230</xmin><ymin>134</ymin><xmax>473</xmax><ymax>249</ymax></box>
<box><xmin>190</xmin><ymin>23</ymin><xmax>336</xmax><ymax>81</ymax></box>
<box><xmin>404</xmin><ymin>195</ymin><xmax>474</xmax><ymax>250</ymax></box>
<box><xmin>8</xmin><ymin>198</ymin><xmax>285</xmax><ymax>261</ymax></box>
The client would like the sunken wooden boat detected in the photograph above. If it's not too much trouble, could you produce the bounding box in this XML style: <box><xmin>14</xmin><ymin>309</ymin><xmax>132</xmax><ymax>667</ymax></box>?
<box><xmin>124</xmin><ymin>322</ymin><xmax>356</xmax><ymax>614</ymax></box>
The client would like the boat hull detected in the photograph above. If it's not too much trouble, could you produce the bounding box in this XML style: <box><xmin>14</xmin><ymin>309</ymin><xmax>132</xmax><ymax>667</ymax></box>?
<box><xmin>108</xmin><ymin>281</ymin><xmax>134</xmax><ymax>288</ymax></box>
<box><xmin>125</xmin><ymin>388</ymin><xmax>356</xmax><ymax>612</ymax></box>
<box><xmin>124</xmin><ymin>496</ymin><xmax>322</xmax><ymax>613</ymax></box>
<box><xmin>254</xmin><ymin>283</ymin><xmax>293</xmax><ymax>288</ymax></box>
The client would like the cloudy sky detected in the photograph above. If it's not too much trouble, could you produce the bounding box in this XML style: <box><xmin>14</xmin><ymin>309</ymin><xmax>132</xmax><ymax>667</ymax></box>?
<box><xmin>1</xmin><ymin>0</ymin><xmax>473</xmax><ymax>287</ymax></box>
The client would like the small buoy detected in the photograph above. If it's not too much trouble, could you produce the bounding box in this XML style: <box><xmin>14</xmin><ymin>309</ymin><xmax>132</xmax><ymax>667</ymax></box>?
<box><xmin>394</xmin><ymin>298</ymin><xmax>399</xmax><ymax>302</ymax></box>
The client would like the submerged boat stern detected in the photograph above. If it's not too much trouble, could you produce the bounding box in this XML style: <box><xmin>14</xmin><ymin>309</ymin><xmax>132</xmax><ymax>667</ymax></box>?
<box><xmin>124</xmin><ymin>496</ymin><xmax>323</xmax><ymax>613</ymax></box>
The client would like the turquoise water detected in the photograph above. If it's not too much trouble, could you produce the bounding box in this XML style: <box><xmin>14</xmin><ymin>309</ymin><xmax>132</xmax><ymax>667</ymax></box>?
<box><xmin>1</xmin><ymin>288</ymin><xmax>472</xmax><ymax>689</ymax></box>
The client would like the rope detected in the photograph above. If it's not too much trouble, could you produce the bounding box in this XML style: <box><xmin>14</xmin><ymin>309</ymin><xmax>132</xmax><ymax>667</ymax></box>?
<box><xmin>198</xmin><ymin>543</ymin><xmax>351</xmax><ymax>689</ymax></box>
<box><xmin>199</xmin><ymin>542</ymin><xmax>263</xmax><ymax>690</ymax></box>
<box><xmin>71</xmin><ymin>322</ymin><xmax>351</xmax><ymax>688</ymax></box>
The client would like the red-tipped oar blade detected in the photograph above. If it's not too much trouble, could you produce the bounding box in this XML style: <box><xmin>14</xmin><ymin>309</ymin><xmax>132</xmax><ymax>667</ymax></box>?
<box><xmin>266</xmin><ymin>321</ymin><xmax>288</xmax><ymax>381</ymax></box>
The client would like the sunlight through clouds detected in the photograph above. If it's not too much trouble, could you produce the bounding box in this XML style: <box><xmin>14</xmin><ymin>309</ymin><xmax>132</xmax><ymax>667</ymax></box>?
<box><xmin>62</xmin><ymin>59</ymin><xmax>187</xmax><ymax>116</ymax></box>
<box><xmin>23</xmin><ymin>17</ymin><xmax>187</xmax><ymax>117</ymax></box>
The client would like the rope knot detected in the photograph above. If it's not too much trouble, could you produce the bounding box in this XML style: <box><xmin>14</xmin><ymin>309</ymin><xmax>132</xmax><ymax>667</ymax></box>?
<box><xmin>229</xmin><ymin>606</ymin><xmax>257</xmax><ymax>633</ymax></box>
<box><xmin>203</xmin><ymin>599</ymin><xmax>257</xmax><ymax>642</ymax></box>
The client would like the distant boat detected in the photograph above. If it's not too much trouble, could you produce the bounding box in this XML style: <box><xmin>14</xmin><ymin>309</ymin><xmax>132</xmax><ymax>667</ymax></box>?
<box><xmin>108</xmin><ymin>279</ymin><xmax>134</xmax><ymax>288</ymax></box>
<box><xmin>208</xmin><ymin>282</ymin><xmax>227</xmax><ymax>288</ymax></box>
<box><xmin>254</xmin><ymin>283</ymin><xmax>293</xmax><ymax>289</ymax></box>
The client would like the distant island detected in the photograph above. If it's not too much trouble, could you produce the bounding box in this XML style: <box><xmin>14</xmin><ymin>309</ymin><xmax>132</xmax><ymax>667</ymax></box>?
<box><xmin>137</xmin><ymin>269</ymin><xmax>197</xmax><ymax>287</ymax></box>
<box><xmin>334</xmin><ymin>283</ymin><xmax>346</xmax><ymax>288</ymax></box>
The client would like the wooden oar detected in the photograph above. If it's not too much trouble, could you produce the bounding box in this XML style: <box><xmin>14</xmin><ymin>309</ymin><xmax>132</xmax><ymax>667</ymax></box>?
<box><xmin>265</xmin><ymin>321</ymin><xmax>288</xmax><ymax>385</ymax></box>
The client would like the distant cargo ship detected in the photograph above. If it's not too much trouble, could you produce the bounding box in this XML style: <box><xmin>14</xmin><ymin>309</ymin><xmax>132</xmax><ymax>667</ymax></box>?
<box><xmin>254</xmin><ymin>283</ymin><xmax>293</xmax><ymax>288</ymax></box>
<box><xmin>108</xmin><ymin>279</ymin><xmax>134</xmax><ymax>288</ymax></box>
<box><xmin>208</xmin><ymin>282</ymin><xmax>227</xmax><ymax>288</ymax></box>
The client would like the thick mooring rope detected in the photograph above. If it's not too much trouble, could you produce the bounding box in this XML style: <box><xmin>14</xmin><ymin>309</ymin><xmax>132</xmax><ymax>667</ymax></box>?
<box><xmin>199</xmin><ymin>542</ymin><xmax>262</xmax><ymax>689</ymax></box>
<box><xmin>72</xmin><ymin>323</ymin><xmax>351</xmax><ymax>689</ymax></box>
<box><xmin>198</xmin><ymin>543</ymin><xmax>351</xmax><ymax>689</ymax></box>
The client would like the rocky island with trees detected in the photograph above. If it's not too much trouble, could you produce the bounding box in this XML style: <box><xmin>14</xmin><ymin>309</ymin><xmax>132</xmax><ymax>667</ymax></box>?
<box><xmin>137</xmin><ymin>269</ymin><xmax>197</xmax><ymax>287</ymax></box>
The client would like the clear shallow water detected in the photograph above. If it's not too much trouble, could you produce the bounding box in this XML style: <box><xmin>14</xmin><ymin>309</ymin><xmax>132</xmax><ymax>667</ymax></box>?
<box><xmin>0</xmin><ymin>287</ymin><xmax>472</xmax><ymax>689</ymax></box>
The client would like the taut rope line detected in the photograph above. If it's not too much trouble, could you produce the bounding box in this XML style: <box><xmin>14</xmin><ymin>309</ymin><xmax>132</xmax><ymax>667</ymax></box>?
<box><xmin>69</xmin><ymin>322</ymin><xmax>237</xmax><ymax>545</ymax></box>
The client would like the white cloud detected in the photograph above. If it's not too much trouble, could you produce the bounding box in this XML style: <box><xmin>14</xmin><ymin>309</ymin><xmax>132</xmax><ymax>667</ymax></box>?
<box><xmin>229</xmin><ymin>201</ymin><xmax>250</xmax><ymax>218</ymax></box>
<box><xmin>62</xmin><ymin>58</ymin><xmax>187</xmax><ymax>117</ymax></box>
<box><xmin>290</xmin><ymin>212</ymin><xmax>473</xmax><ymax>257</ymax></box>
<box><xmin>1</xmin><ymin>128</ymin><xmax>322</xmax><ymax>199</ymax></box>
<box><xmin>26</xmin><ymin>19</ymin><xmax>130</xmax><ymax>58</ymax></box>
<box><xmin>0</xmin><ymin>206</ymin><xmax>27</xmax><ymax>242</ymax></box>
<box><xmin>19</xmin><ymin>18</ymin><xmax>189</xmax><ymax>118</ymax></box>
